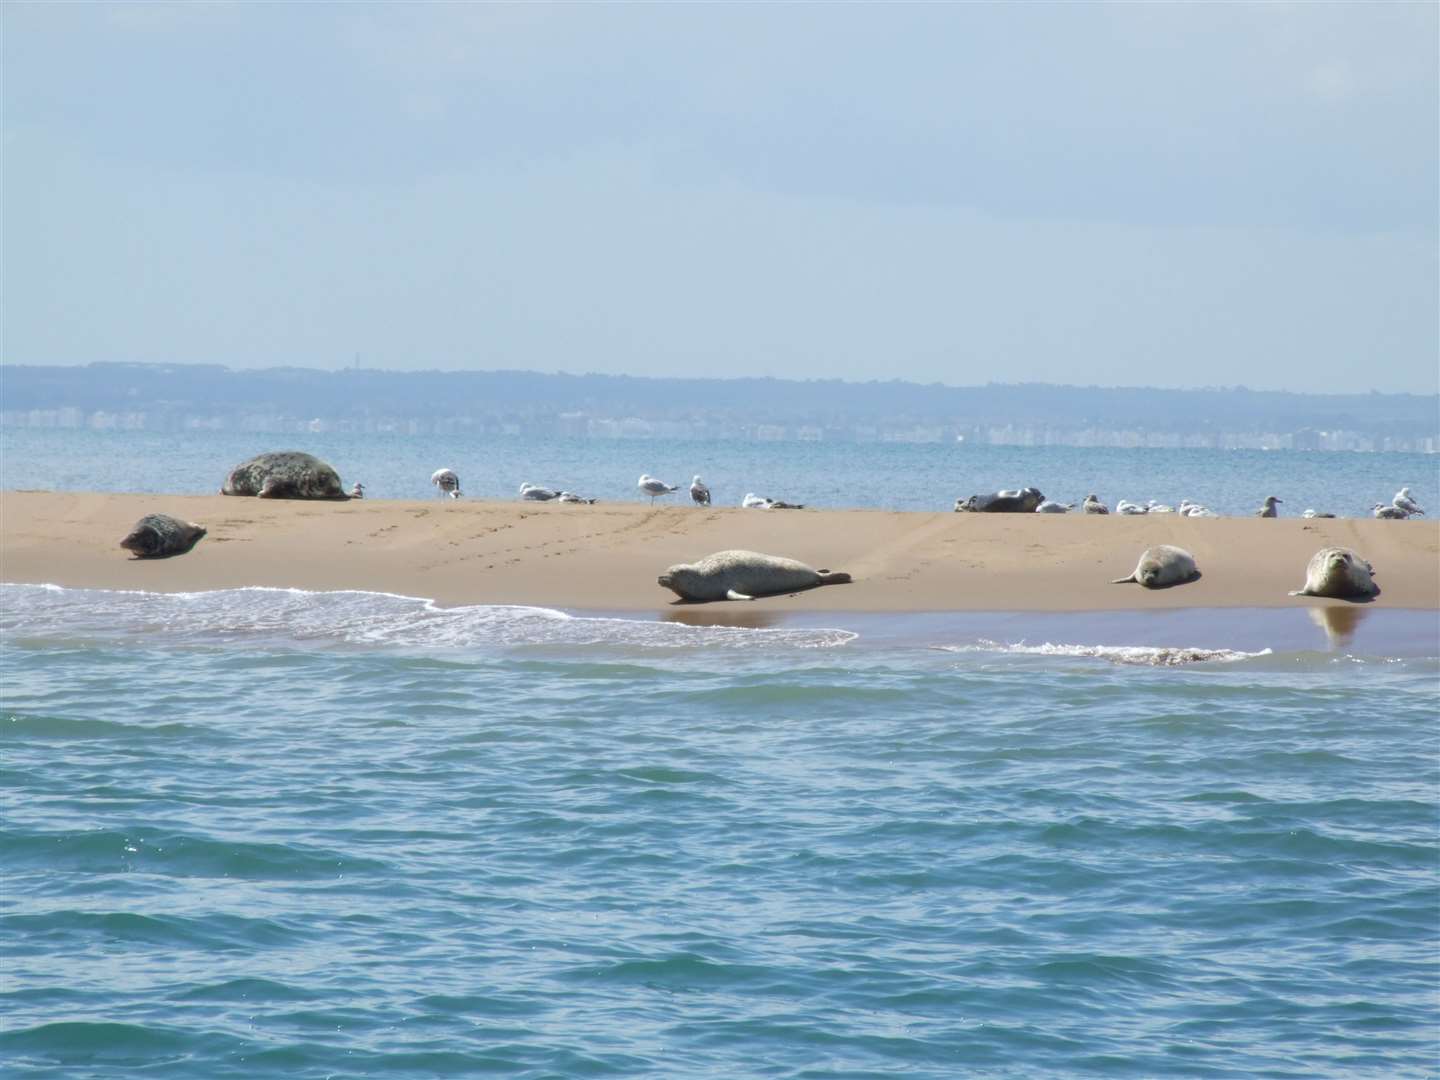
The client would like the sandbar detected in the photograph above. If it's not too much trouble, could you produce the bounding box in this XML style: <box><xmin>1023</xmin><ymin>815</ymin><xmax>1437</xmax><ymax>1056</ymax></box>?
<box><xmin>3</xmin><ymin>491</ymin><xmax>1437</xmax><ymax>614</ymax></box>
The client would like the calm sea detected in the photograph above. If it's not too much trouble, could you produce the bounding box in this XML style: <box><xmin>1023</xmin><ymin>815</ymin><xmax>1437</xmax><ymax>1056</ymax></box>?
<box><xmin>3</xmin><ymin>429</ymin><xmax>1438</xmax><ymax>1078</ymax></box>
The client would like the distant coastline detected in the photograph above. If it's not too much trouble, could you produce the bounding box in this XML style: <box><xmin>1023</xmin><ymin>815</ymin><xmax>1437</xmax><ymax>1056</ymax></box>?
<box><xmin>2</xmin><ymin>362</ymin><xmax>1436</xmax><ymax>452</ymax></box>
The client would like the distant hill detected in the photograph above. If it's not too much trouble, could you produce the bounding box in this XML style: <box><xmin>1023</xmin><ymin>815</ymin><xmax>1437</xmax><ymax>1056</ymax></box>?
<box><xmin>2</xmin><ymin>363</ymin><xmax>1436</xmax><ymax>452</ymax></box>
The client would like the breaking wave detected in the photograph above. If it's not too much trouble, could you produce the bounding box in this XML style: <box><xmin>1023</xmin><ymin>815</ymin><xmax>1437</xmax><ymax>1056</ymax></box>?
<box><xmin>0</xmin><ymin>584</ymin><xmax>857</xmax><ymax>652</ymax></box>
<box><xmin>938</xmin><ymin>639</ymin><xmax>1272</xmax><ymax>667</ymax></box>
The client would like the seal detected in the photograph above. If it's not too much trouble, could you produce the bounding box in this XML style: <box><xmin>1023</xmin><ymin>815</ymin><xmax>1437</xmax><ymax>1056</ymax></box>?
<box><xmin>222</xmin><ymin>451</ymin><xmax>349</xmax><ymax>500</ymax></box>
<box><xmin>1111</xmin><ymin>545</ymin><xmax>1200</xmax><ymax>589</ymax></box>
<box><xmin>954</xmin><ymin>487</ymin><xmax>1044</xmax><ymax>513</ymax></box>
<box><xmin>657</xmin><ymin>550</ymin><xmax>852</xmax><ymax>602</ymax></box>
<box><xmin>120</xmin><ymin>513</ymin><xmax>207</xmax><ymax>559</ymax></box>
<box><xmin>1289</xmin><ymin>547</ymin><xmax>1379</xmax><ymax>600</ymax></box>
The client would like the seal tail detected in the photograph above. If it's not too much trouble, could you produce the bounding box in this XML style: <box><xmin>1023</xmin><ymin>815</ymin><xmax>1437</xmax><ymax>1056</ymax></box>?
<box><xmin>817</xmin><ymin>571</ymin><xmax>852</xmax><ymax>586</ymax></box>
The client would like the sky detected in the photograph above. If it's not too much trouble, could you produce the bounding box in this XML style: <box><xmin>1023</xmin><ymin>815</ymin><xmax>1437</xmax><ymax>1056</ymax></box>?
<box><xmin>3</xmin><ymin>3</ymin><xmax>1437</xmax><ymax>393</ymax></box>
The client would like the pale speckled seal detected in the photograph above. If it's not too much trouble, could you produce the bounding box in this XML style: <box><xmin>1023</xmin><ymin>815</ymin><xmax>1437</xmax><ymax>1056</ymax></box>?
<box><xmin>1289</xmin><ymin>547</ymin><xmax>1379</xmax><ymax>600</ymax></box>
<box><xmin>658</xmin><ymin>550</ymin><xmax>852</xmax><ymax>602</ymax></box>
<box><xmin>222</xmin><ymin>451</ymin><xmax>349</xmax><ymax>500</ymax></box>
<box><xmin>1111</xmin><ymin>545</ymin><xmax>1200</xmax><ymax>589</ymax></box>
<box><xmin>120</xmin><ymin>513</ymin><xmax>207</xmax><ymax>558</ymax></box>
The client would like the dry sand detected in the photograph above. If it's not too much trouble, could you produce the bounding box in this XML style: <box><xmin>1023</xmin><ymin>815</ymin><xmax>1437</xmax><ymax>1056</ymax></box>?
<box><xmin>4</xmin><ymin>491</ymin><xmax>1436</xmax><ymax>613</ymax></box>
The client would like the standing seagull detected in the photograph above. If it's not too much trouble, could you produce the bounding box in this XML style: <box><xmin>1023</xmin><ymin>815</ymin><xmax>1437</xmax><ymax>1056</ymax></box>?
<box><xmin>431</xmin><ymin>468</ymin><xmax>461</xmax><ymax>499</ymax></box>
<box><xmin>1255</xmin><ymin>495</ymin><xmax>1282</xmax><ymax>518</ymax></box>
<box><xmin>1082</xmin><ymin>494</ymin><xmax>1109</xmax><ymax>515</ymax></box>
<box><xmin>1393</xmin><ymin>488</ymin><xmax>1425</xmax><ymax>516</ymax></box>
<box><xmin>638</xmin><ymin>474</ymin><xmax>678</xmax><ymax>504</ymax></box>
<box><xmin>690</xmin><ymin>475</ymin><xmax>711</xmax><ymax>506</ymax></box>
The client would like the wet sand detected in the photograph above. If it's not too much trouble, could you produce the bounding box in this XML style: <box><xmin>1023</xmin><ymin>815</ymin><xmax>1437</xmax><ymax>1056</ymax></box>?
<box><xmin>4</xmin><ymin>491</ymin><xmax>1436</xmax><ymax>614</ymax></box>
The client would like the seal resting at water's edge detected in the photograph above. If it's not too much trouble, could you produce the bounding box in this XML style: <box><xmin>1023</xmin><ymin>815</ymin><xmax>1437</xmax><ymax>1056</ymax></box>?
<box><xmin>1111</xmin><ymin>545</ymin><xmax>1200</xmax><ymax>589</ymax></box>
<box><xmin>1289</xmin><ymin>547</ymin><xmax>1380</xmax><ymax>601</ymax></box>
<box><xmin>120</xmin><ymin>514</ymin><xmax>207</xmax><ymax>558</ymax></box>
<box><xmin>222</xmin><ymin>451</ymin><xmax>349</xmax><ymax>499</ymax></box>
<box><xmin>658</xmin><ymin>550</ymin><xmax>852</xmax><ymax>602</ymax></box>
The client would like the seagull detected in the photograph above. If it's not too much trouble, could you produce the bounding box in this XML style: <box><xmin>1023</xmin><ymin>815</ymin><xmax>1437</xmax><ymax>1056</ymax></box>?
<box><xmin>556</xmin><ymin>491</ymin><xmax>596</xmax><ymax>504</ymax></box>
<box><xmin>349</xmin><ymin>482</ymin><xmax>365</xmax><ymax>499</ymax></box>
<box><xmin>1115</xmin><ymin>499</ymin><xmax>1147</xmax><ymax>515</ymax></box>
<box><xmin>1255</xmin><ymin>495</ymin><xmax>1283</xmax><ymax>518</ymax></box>
<box><xmin>519</xmin><ymin>483</ymin><xmax>560</xmax><ymax>501</ymax></box>
<box><xmin>638</xmin><ymin>474</ymin><xmax>678</xmax><ymax>504</ymax></box>
<box><xmin>1147</xmin><ymin>500</ymin><xmax>1176</xmax><ymax>514</ymax></box>
<box><xmin>1373</xmin><ymin>503</ymin><xmax>1409</xmax><ymax>520</ymax></box>
<box><xmin>1035</xmin><ymin>500</ymin><xmax>1072</xmax><ymax>513</ymax></box>
<box><xmin>1082</xmin><ymin>494</ymin><xmax>1109</xmax><ymax>515</ymax></box>
<box><xmin>742</xmin><ymin>493</ymin><xmax>771</xmax><ymax>509</ymax></box>
<box><xmin>1302</xmin><ymin>509</ymin><xmax>1336</xmax><ymax>519</ymax></box>
<box><xmin>1184</xmin><ymin>505</ymin><xmax>1219</xmax><ymax>518</ymax></box>
<box><xmin>1393</xmin><ymin>488</ymin><xmax>1425</xmax><ymax>516</ymax></box>
<box><xmin>690</xmin><ymin>475</ymin><xmax>711</xmax><ymax>506</ymax></box>
<box><xmin>431</xmin><ymin>468</ymin><xmax>461</xmax><ymax>499</ymax></box>
<box><xmin>765</xmin><ymin>499</ymin><xmax>805</xmax><ymax>510</ymax></box>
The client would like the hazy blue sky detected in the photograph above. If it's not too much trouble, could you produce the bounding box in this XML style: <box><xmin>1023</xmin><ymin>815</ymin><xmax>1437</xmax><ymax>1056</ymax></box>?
<box><xmin>4</xmin><ymin>3</ymin><xmax>1436</xmax><ymax>392</ymax></box>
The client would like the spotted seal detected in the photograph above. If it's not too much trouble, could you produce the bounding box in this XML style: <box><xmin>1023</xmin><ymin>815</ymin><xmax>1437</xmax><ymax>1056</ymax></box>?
<box><xmin>955</xmin><ymin>487</ymin><xmax>1044</xmax><ymax>513</ymax></box>
<box><xmin>222</xmin><ymin>451</ymin><xmax>349</xmax><ymax>500</ymax></box>
<box><xmin>1111</xmin><ymin>545</ymin><xmax>1200</xmax><ymax>589</ymax></box>
<box><xmin>658</xmin><ymin>550</ymin><xmax>852</xmax><ymax>602</ymax></box>
<box><xmin>1289</xmin><ymin>547</ymin><xmax>1379</xmax><ymax>600</ymax></box>
<box><xmin>120</xmin><ymin>513</ymin><xmax>207</xmax><ymax>558</ymax></box>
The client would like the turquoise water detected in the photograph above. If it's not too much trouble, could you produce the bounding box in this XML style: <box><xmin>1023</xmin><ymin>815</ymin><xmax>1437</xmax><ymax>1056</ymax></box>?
<box><xmin>3</xmin><ymin>427</ymin><xmax>1436</xmax><ymax>515</ymax></box>
<box><xmin>2</xmin><ymin>430</ymin><xmax>1439</xmax><ymax>1076</ymax></box>
<box><xmin>3</xmin><ymin>585</ymin><xmax>1438</xmax><ymax>1079</ymax></box>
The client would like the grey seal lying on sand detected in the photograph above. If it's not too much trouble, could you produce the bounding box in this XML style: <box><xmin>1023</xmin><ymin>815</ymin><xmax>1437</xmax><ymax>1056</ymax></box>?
<box><xmin>120</xmin><ymin>513</ymin><xmax>207</xmax><ymax>558</ymax></box>
<box><xmin>223</xmin><ymin>451</ymin><xmax>349</xmax><ymax>500</ymax></box>
<box><xmin>1289</xmin><ymin>547</ymin><xmax>1379</xmax><ymax>600</ymax></box>
<box><xmin>1111</xmin><ymin>545</ymin><xmax>1200</xmax><ymax>589</ymax></box>
<box><xmin>658</xmin><ymin>550</ymin><xmax>852</xmax><ymax>602</ymax></box>
<box><xmin>954</xmin><ymin>487</ymin><xmax>1045</xmax><ymax>513</ymax></box>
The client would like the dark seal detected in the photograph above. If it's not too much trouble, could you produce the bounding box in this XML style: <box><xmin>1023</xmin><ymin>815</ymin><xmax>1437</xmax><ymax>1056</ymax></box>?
<box><xmin>221</xmin><ymin>451</ymin><xmax>349</xmax><ymax>500</ymax></box>
<box><xmin>120</xmin><ymin>513</ymin><xmax>207</xmax><ymax>558</ymax></box>
<box><xmin>954</xmin><ymin>487</ymin><xmax>1045</xmax><ymax>513</ymax></box>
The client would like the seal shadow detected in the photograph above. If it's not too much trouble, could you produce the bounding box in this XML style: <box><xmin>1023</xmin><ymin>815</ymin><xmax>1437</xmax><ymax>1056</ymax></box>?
<box><xmin>663</xmin><ymin>608</ymin><xmax>784</xmax><ymax>630</ymax></box>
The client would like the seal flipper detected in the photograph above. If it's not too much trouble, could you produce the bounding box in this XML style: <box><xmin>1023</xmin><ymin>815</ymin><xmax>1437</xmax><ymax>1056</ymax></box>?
<box><xmin>725</xmin><ymin>589</ymin><xmax>755</xmax><ymax>601</ymax></box>
<box><xmin>1111</xmin><ymin>574</ymin><xmax>1137</xmax><ymax>585</ymax></box>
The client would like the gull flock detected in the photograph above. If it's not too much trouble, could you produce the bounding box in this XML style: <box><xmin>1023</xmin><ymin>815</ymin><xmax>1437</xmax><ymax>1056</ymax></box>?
<box><xmin>415</xmin><ymin>469</ymin><xmax>1424</xmax><ymax>520</ymax></box>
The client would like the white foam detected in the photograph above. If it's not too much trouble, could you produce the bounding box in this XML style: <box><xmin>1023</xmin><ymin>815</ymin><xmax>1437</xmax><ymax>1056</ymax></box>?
<box><xmin>0</xmin><ymin>584</ymin><xmax>856</xmax><ymax>651</ymax></box>
<box><xmin>938</xmin><ymin>639</ymin><xmax>1271</xmax><ymax>667</ymax></box>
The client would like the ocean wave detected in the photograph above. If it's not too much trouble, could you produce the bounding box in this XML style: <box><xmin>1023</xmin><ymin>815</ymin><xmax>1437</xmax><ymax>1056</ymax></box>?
<box><xmin>938</xmin><ymin>639</ymin><xmax>1272</xmax><ymax>666</ymax></box>
<box><xmin>0</xmin><ymin>583</ymin><xmax>856</xmax><ymax>651</ymax></box>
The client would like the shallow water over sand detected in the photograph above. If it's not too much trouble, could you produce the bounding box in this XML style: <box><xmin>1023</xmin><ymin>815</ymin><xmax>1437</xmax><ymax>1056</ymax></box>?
<box><xmin>4</xmin><ymin>585</ymin><xmax>1437</xmax><ymax>1078</ymax></box>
